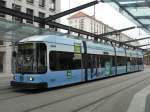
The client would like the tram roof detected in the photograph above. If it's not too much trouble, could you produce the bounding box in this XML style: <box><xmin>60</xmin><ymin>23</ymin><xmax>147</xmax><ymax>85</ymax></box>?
<box><xmin>103</xmin><ymin>0</ymin><xmax>150</xmax><ymax>34</ymax></box>
<box><xmin>20</xmin><ymin>34</ymin><xmax>83</xmax><ymax>45</ymax></box>
<box><xmin>20</xmin><ymin>34</ymin><xmax>114</xmax><ymax>48</ymax></box>
<box><xmin>20</xmin><ymin>34</ymin><xmax>143</xmax><ymax>53</ymax></box>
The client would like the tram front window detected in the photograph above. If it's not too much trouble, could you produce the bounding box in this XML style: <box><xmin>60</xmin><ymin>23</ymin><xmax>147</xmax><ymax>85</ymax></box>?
<box><xmin>16</xmin><ymin>43</ymin><xmax>47</xmax><ymax>74</ymax></box>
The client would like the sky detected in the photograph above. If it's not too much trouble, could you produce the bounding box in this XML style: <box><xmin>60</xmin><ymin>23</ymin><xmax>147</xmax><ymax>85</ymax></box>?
<box><xmin>61</xmin><ymin>0</ymin><xmax>150</xmax><ymax>47</ymax></box>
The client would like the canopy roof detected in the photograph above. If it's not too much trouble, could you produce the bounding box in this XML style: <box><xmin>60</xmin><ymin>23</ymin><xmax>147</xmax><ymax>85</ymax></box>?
<box><xmin>103</xmin><ymin>0</ymin><xmax>150</xmax><ymax>34</ymax></box>
<box><xmin>0</xmin><ymin>18</ymin><xmax>57</xmax><ymax>42</ymax></box>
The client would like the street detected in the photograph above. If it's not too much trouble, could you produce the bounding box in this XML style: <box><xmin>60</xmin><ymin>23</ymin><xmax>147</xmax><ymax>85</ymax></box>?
<box><xmin>0</xmin><ymin>67</ymin><xmax>150</xmax><ymax>112</ymax></box>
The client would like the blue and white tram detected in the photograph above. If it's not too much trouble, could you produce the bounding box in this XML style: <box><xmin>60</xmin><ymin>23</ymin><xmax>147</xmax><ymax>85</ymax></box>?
<box><xmin>11</xmin><ymin>34</ymin><xmax>144</xmax><ymax>89</ymax></box>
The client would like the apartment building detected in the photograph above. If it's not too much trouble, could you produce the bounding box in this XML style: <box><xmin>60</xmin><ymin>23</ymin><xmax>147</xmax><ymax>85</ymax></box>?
<box><xmin>0</xmin><ymin>0</ymin><xmax>61</xmax><ymax>75</ymax></box>
<box><xmin>68</xmin><ymin>11</ymin><xmax>139</xmax><ymax>45</ymax></box>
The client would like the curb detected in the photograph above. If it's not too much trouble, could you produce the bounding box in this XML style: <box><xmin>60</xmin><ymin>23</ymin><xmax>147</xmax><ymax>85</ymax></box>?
<box><xmin>127</xmin><ymin>85</ymin><xmax>150</xmax><ymax>112</ymax></box>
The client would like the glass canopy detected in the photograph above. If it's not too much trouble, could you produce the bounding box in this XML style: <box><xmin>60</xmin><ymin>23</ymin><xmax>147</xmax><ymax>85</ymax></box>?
<box><xmin>103</xmin><ymin>0</ymin><xmax>150</xmax><ymax>34</ymax></box>
<box><xmin>0</xmin><ymin>18</ymin><xmax>58</xmax><ymax>42</ymax></box>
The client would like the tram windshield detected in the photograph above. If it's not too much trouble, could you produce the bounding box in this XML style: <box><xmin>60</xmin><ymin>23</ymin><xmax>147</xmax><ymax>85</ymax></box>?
<box><xmin>15</xmin><ymin>43</ymin><xmax>47</xmax><ymax>74</ymax></box>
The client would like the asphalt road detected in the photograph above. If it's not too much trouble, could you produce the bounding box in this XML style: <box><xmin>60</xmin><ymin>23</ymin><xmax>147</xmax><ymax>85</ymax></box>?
<box><xmin>0</xmin><ymin>68</ymin><xmax>150</xmax><ymax>112</ymax></box>
<box><xmin>145</xmin><ymin>91</ymin><xmax>150</xmax><ymax>112</ymax></box>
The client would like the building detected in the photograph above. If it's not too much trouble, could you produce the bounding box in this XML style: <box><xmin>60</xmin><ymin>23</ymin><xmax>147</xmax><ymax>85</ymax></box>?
<box><xmin>0</xmin><ymin>0</ymin><xmax>61</xmax><ymax>75</ymax></box>
<box><xmin>144</xmin><ymin>53</ymin><xmax>150</xmax><ymax>65</ymax></box>
<box><xmin>68</xmin><ymin>11</ymin><xmax>140</xmax><ymax>45</ymax></box>
<box><xmin>0</xmin><ymin>0</ymin><xmax>60</xmax><ymax>26</ymax></box>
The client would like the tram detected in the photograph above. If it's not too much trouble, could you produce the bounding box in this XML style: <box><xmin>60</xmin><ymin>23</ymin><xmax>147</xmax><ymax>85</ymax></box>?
<box><xmin>10</xmin><ymin>34</ymin><xmax>144</xmax><ymax>89</ymax></box>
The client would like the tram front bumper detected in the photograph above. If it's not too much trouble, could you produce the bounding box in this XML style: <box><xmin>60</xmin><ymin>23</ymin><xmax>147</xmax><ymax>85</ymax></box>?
<box><xmin>10</xmin><ymin>81</ymin><xmax>48</xmax><ymax>89</ymax></box>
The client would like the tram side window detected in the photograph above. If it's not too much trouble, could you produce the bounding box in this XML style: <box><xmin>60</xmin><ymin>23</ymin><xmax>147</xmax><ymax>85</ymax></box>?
<box><xmin>101</xmin><ymin>56</ymin><xmax>105</xmax><ymax>67</ymax></box>
<box><xmin>134</xmin><ymin>58</ymin><xmax>138</xmax><ymax>65</ymax></box>
<box><xmin>82</xmin><ymin>54</ymin><xmax>101</xmax><ymax>68</ymax></box>
<box><xmin>101</xmin><ymin>55</ymin><xmax>114</xmax><ymax>67</ymax></box>
<box><xmin>49</xmin><ymin>51</ymin><xmax>81</xmax><ymax>71</ymax></box>
<box><xmin>138</xmin><ymin>58</ymin><xmax>143</xmax><ymax>65</ymax></box>
<box><xmin>127</xmin><ymin>57</ymin><xmax>130</xmax><ymax>62</ymax></box>
<box><xmin>134</xmin><ymin>58</ymin><xmax>137</xmax><ymax>65</ymax></box>
<box><xmin>117</xmin><ymin>56</ymin><xmax>126</xmax><ymax>66</ymax></box>
<box><xmin>86</xmin><ymin>54</ymin><xmax>96</xmax><ymax>68</ymax></box>
<box><xmin>112</xmin><ymin>56</ymin><xmax>115</xmax><ymax>66</ymax></box>
<box><xmin>130</xmin><ymin>58</ymin><xmax>135</xmax><ymax>65</ymax></box>
<box><xmin>97</xmin><ymin>55</ymin><xmax>101</xmax><ymax>68</ymax></box>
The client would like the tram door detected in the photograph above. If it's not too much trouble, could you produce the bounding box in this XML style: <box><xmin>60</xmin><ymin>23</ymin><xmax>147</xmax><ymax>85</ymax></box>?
<box><xmin>127</xmin><ymin>57</ymin><xmax>131</xmax><ymax>72</ymax></box>
<box><xmin>83</xmin><ymin>54</ymin><xmax>100</xmax><ymax>80</ymax></box>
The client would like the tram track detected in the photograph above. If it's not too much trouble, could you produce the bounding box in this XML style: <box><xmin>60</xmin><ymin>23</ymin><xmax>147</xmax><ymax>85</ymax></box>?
<box><xmin>0</xmin><ymin>70</ymin><xmax>148</xmax><ymax>112</ymax></box>
<box><xmin>0</xmin><ymin>87</ymin><xmax>39</xmax><ymax>101</ymax></box>
<box><xmin>0</xmin><ymin>73</ymin><xmax>133</xmax><ymax>100</ymax></box>
<box><xmin>0</xmin><ymin>88</ymin><xmax>48</xmax><ymax>102</ymax></box>
<box><xmin>73</xmin><ymin>75</ymin><xmax>150</xmax><ymax>112</ymax></box>
<box><xmin>0</xmin><ymin>88</ymin><xmax>32</xmax><ymax>101</ymax></box>
<box><xmin>0</xmin><ymin>87</ymin><xmax>49</xmax><ymax>102</ymax></box>
<box><xmin>0</xmin><ymin>93</ymin><xmax>28</xmax><ymax>101</ymax></box>
<box><xmin>23</xmin><ymin>70</ymin><xmax>150</xmax><ymax>112</ymax></box>
<box><xmin>0</xmin><ymin>86</ymin><xmax>12</xmax><ymax>91</ymax></box>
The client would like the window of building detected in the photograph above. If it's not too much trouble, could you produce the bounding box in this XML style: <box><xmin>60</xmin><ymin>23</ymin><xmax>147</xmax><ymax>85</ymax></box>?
<box><xmin>91</xmin><ymin>20</ymin><xmax>93</xmax><ymax>33</ymax></box>
<box><xmin>26</xmin><ymin>0</ymin><xmax>34</xmax><ymax>4</ymax></box>
<box><xmin>26</xmin><ymin>8</ymin><xmax>33</xmax><ymax>24</ymax></box>
<box><xmin>50</xmin><ymin>0</ymin><xmax>55</xmax><ymax>11</ymax></box>
<box><xmin>79</xmin><ymin>19</ymin><xmax>84</xmax><ymax>30</ymax></box>
<box><xmin>39</xmin><ymin>12</ymin><xmax>45</xmax><ymax>18</ymax></box>
<box><xmin>104</xmin><ymin>26</ymin><xmax>107</xmax><ymax>33</ymax></box>
<box><xmin>49</xmin><ymin>51</ymin><xmax>81</xmax><ymax>71</ymax></box>
<box><xmin>0</xmin><ymin>0</ymin><xmax>6</xmax><ymax>18</ymax></box>
<box><xmin>39</xmin><ymin>12</ymin><xmax>45</xmax><ymax>28</ymax></box>
<box><xmin>39</xmin><ymin>0</ymin><xmax>45</xmax><ymax>7</ymax></box>
<box><xmin>12</xmin><ymin>4</ymin><xmax>22</xmax><ymax>23</ymax></box>
<box><xmin>48</xmin><ymin>19</ymin><xmax>56</xmax><ymax>28</ymax></box>
<box><xmin>69</xmin><ymin>20</ymin><xmax>72</xmax><ymax>24</ymax></box>
<box><xmin>74</xmin><ymin>25</ymin><xmax>77</xmax><ymax>28</ymax></box>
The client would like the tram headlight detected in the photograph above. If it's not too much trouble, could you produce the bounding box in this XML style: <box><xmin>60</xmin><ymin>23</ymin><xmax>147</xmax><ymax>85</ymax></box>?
<box><xmin>29</xmin><ymin>77</ymin><xmax>34</xmax><ymax>81</ymax></box>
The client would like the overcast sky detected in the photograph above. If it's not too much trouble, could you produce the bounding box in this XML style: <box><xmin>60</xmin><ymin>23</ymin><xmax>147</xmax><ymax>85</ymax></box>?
<box><xmin>61</xmin><ymin>0</ymin><xmax>150</xmax><ymax>47</ymax></box>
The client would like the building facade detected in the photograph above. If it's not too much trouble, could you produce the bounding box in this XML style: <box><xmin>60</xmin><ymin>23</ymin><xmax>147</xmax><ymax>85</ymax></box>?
<box><xmin>144</xmin><ymin>51</ymin><xmax>150</xmax><ymax>65</ymax></box>
<box><xmin>0</xmin><ymin>0</ymin><xmax>61</xmax><ymax>75</ymax></box>
<box><xmin>68</xmin><ymin>11</ymin><xmax>139</xmax><ymax>45</ymax></box>
<box><xmin>0</xmin><ymin>0</ymin><xmax>60</xmax><ymax>26</ymax></box>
